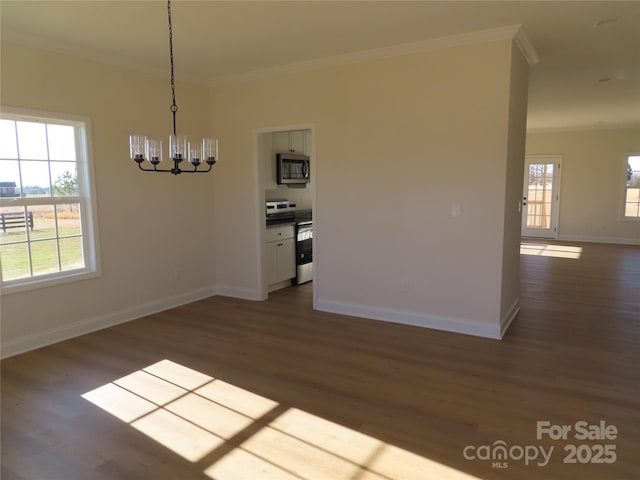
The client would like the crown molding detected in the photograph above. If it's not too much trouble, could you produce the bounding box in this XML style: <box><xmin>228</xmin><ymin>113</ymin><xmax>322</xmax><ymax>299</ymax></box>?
<box><xmin>527</xmin><ymin>122</ymin><xmax>640</xmax><ymax>134</ymax></box>
<box><xmin>513</xmin><ymin>26</ymin><xmax>540</xmax><ymax>65</ymax></box>
<box><xmin>5</xmin><ymin>22</ymin><xmax>539</xmax><ymax>87</ymax></box>
<box><xmin>210</xmin><ymin>24</ymin><xmax>537</xmax><ymax>86</ymax></box>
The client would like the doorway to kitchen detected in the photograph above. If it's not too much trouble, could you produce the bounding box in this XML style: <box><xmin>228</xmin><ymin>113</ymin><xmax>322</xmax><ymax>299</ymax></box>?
<box><xmin>254</xmin><ymin>124</ymin><xmax>316</xmax><ymax>303</ymax></box>
<box><xmin>522</xmin><ymin>155</ymin><xmax>562</xmax><ymax>239</ymax></box>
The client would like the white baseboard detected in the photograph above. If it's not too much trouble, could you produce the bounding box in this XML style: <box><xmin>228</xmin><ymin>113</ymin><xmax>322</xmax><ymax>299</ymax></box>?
<box><xmin>1</xmin><ymin>286</ymin><xmax>216</xmax><ymax>359</ymax></box>
<box><xmin>267</xmin><ymin>280</ymin><xmax>292</xmax><ymax>293</ymax></box>
<box><xmin>1</xmin><ymin>284</ymin><xmax>516</xmax><ymax>358</ymax></box>
<box><xmin>215</xmin><ymin>284</ymin><xmax>263</xmax><ymax>301</ymax></box>
<box><xmin>557</xmin><ymin>234</ymin><xmax>639</xmax><ymax>246</ymax></box>
<box><xmin>315</xmin><ymin>298</ymin><xmax>503</xmax><ymax>340</ymax></box>
<box><xmin>500</xmin><ymin>298</ymin><xmax>520</xmax><ymax>339</ymax></box>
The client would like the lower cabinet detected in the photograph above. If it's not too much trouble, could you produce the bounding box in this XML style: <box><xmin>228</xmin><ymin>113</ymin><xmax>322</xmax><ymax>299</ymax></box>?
<box><xmin>266</xmin><ymin>225</ymin><xmax>295</xmax><ymax>289</ymax></box>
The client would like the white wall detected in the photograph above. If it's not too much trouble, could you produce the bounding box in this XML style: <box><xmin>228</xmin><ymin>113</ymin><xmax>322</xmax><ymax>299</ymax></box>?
<box><xmin>211</xmin><ymin>37</ymin><xmax>528</xmax><ymax>338</ymax></box>
<box><xmin>526</xmin><ymin>128</ymin><xmax>640</xmax><ymax>244</ymax></box>
<box><xmin>1</xmin><ymin>33</ymin><xmax>531</xmax><ymax>356</ymax></box>
<box><xmin>1</xmin><ymin>42</ymin><xmax>217</xmax><ymax>357</ymax></box>
<box><xmin>500</xmin><ymin>43</ymin><xmax>530</xmax><ymax>331</ymax></box>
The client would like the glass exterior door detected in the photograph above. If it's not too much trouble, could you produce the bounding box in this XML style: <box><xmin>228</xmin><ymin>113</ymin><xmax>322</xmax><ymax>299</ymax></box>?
<box><xmin>522</xmin><ymin>156</ymin><xmax>562</xmax><ymax>238</ymax></box>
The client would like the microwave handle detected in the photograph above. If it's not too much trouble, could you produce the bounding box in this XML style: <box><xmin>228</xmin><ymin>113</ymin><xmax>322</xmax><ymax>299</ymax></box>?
<box><xmin>302</xmin><ymin>161</ymin><xmax>309</xmax><ymax>179</ymax></box>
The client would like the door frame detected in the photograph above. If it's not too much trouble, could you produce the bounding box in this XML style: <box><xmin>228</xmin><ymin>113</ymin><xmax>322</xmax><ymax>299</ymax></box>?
<box><xmin>253</xmin><ymin>123</ymin><xmax>316</xmax><ymax>301</ymax></box>
<box><xmin>521</xmin><ymin>154</ymin><xmax>563</xmax><ymax>239</ymax></box>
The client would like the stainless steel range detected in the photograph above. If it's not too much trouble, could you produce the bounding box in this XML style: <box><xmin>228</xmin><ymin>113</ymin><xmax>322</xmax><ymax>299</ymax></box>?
<box><xmin>266</xmin><ymin>200</ymin><xmax>313</xmax><ymax>285</ymax></box>
<box><xmin>293</xmin><ymin>209</ymin><xmax>312</xmax><ymax>285</ymax></box>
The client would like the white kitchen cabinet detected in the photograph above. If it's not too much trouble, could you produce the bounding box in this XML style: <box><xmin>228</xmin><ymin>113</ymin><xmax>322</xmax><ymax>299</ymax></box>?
<box><xmin>274</xmin><ymin>130</ymin><xmax>306</xmax><ymax>154</ymax></box>
<box><xmin>265</xmin><ymin>225</ymin><xmax>295</xmax><ymax>290</ymax></box>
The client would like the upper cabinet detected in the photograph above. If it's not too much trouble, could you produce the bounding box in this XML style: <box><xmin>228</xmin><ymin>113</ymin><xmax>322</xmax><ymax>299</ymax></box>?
<box><xmin>274</xmin><ymin>130</ymin><xmax>307</xmax><ymax>155</ymax></box>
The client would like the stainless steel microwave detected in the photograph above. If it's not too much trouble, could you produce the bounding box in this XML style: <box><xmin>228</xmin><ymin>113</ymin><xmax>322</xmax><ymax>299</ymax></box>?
<box><xmin>277</xmin><ymin>153</ymin><xmax>310</xmax><ymax>184</ymax></box>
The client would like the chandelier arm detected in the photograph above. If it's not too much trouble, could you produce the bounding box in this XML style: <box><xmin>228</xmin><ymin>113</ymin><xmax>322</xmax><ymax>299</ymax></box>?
<box><xmin>137</xmin><ymin>162</ymin><xmax>213</xmax><ymax>175</ymax></box>
<box><xmin>137</xmin><ymin>163</ymin><xmax>166</xmax><ymax>173</ymax></box>
<box><xmin>177</xmin><ymin>164</ymin><xmax>214</xmax><ymax>174</ymax></box>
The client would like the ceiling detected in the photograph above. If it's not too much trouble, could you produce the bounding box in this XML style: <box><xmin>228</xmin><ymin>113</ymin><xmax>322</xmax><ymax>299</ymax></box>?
<box><xmin>1</xmin><ymin>1</ymin><xmax>639</xmax><ymax>131</ymax></box>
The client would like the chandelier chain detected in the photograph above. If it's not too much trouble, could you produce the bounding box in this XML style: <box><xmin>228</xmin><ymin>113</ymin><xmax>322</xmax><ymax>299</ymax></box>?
<box><xmin>167</xmin><ymin>0</ymin><xmax>177</xmax><ymax>136</ymax></box>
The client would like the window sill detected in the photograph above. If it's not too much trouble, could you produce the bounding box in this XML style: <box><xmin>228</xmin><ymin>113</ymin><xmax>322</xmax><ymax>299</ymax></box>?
<box><xmin>1</xmin><ymin>268</ymin><xmax>101</xmax><ymax>295</ymax></box>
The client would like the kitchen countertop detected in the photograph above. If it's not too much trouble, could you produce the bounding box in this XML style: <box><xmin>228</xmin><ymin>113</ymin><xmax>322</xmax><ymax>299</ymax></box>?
<box><xmin>266</xmin><ymin>221</ymin><xmax>295</xmax><ymax>228</ymax></box>
<box><xmin>266</xmin><ymin>209</ymin><xmax>312</xmax><ymax>228</ymax></box>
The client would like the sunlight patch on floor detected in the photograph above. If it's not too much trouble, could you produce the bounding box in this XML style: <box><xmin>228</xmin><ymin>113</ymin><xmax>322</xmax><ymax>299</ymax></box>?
<box><xmin>204</xmin><ymin>448</ymin><xmax>301</xmax><ymax>480</ymax></box>
<box><xmin>209</xmin><ymin>407</ymin><xmax>480</xmax><ymax>480</ymax></box>
<box><xmin>83</xmin><ymin>359</ymin><xmax>481</xmax><ymax>480</ymax></box>
<box><xmin>82</xmin><ymin>359</ymin><xmax>277</xmax><ymax>462</ymax></box>
<box><xmin>520</xmin><ymin>243</ymin><xmax>582</xmax><ymax>259</ymax></box>
<box><xmin>132</xmin><ymin>408</ymin><xmax>225</xmax><ymax>462</ymax></box>
<box><xmin>114</xmin><ymin>369</ymin><xmax>187</xmax><ymax>405</ymax></box>
<box><xmin>82</xmin><ymin>382</ymin><xmax>157</xmax><ymax>423</ymax></box>
<box><xmin>270</xmin><ymin>408</ymin><xmax>380</xmax><ymax>465</ymax></box>
<box><xmin>144</xmin><ymin>358</ymin><xmax>214</xmax><ymax>389</ymax></box>
<box><xmin>166</xmin><ymin>393</ymin><xmax>254</xmax><ymax>439</ymax></box>
<box><xmin>196</xmin><ymin>378</ymin><xmax>279</xmax><ymax>419</ymax></box>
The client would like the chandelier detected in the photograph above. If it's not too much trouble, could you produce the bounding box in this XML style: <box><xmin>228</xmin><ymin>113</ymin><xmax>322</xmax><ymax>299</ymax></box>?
<box><xmin>129</xmin><ymin>0</ymin><xmax>218</xmax><ymax>175</ymax></box>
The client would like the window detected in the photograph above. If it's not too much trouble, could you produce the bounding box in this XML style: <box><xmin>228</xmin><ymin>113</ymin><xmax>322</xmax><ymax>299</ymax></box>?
<box><xmin>0</xmin><ymin>108</ymin><xmax>99</xmax><ymax>293</ymax></box>
<box><xmin>624</xmin><ymin>154</ymin><xmax>640</xmax><ymax>219</ymax></box>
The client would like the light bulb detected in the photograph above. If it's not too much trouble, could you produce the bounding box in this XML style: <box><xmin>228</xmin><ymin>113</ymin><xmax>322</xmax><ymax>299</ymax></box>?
<box><xmin>147</xmin><ymin>139</ymin><xmax>163</xmax><ymax>165</ymax></box>
<box><xmin>189</xmin><ymin>142</ymin><xmax>202</xmax><ymax>166</ymax></box>
<box><xmin>203</xmin><ymin>138</ymin><xmax>218</xmax><ymax>165</ymax></box>
<box><xmin>129</xmin><ymin>135</ymin><xmax>146</xmax><ymax>162</ymax></box>
<box><xmin>170</xmin><ymin>135</ymin><xmax>187</xmax><ymax>161</ymax></box>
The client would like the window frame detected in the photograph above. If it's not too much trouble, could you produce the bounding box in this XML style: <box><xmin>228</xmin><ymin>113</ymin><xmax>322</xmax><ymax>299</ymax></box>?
<box><xmin>0</xmin><ymin>106</ymin><xmax>101</xmax><ymax>294</ymax></box>
<box><xmin>621</xmin><ymin>152</ymin><xmax>640</xmax><ymax>222</ymax></box>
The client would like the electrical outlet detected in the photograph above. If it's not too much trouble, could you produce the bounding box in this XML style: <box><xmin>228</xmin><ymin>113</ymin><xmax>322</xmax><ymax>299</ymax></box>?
<box><xmin>452</xmin><ymin>204</ymin><xmax>461</xmax><ymax>217</ymax></box>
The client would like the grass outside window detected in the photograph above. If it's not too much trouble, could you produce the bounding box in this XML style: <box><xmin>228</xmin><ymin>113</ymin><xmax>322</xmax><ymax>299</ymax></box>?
<box><xmin>1</xmin><ymin>205</ymin><xmax>84</xmax><ymax>281</ymax></box>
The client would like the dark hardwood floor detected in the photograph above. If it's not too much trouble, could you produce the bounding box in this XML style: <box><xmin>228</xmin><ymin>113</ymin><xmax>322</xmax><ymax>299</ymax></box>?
<box><xmin>1</xmin><ymin>241</ymin><xmax>639</xmax><ymax>479</ymax></box>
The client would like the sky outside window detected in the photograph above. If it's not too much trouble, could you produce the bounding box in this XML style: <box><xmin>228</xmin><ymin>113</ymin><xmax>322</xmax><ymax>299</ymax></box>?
<box><xmin>0</xmin><ymin>119</ymin><xmax>76</xmax><ymax>192</ymax></box>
